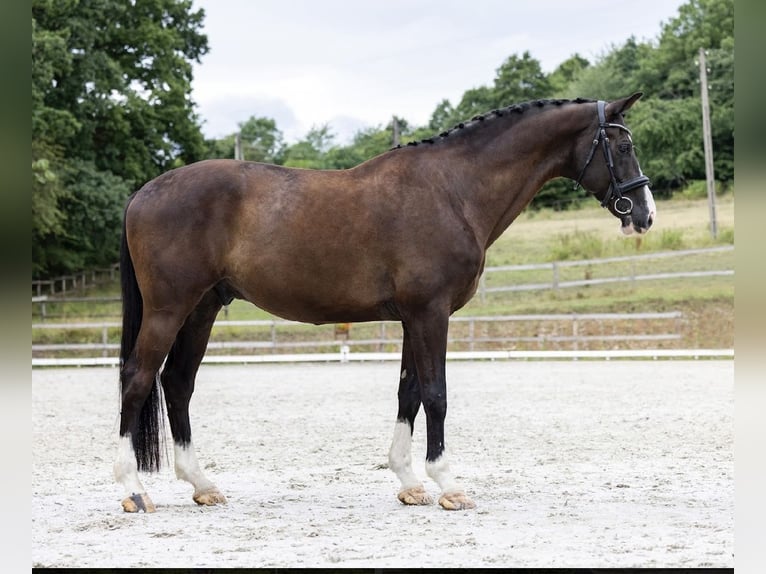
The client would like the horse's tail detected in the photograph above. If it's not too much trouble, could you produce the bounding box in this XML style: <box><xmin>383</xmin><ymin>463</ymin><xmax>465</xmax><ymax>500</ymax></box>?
<box><xmin>119</xmin><ymin>194</ymin><xmax>165</xmax><ymax>472</ymax></box>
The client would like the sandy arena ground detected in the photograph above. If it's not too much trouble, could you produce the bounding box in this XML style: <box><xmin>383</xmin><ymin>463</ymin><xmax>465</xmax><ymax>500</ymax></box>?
<box><xmin>32</xmin><ymin>360</ymin><xmax>733</xmax><ymax>568</ymax></box>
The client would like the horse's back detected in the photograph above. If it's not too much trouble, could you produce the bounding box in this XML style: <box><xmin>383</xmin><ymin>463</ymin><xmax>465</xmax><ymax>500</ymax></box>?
<box><xmin>125</xmin><ymin>158</ymin><xmax>483</xmax><ymax>323</ymax></box>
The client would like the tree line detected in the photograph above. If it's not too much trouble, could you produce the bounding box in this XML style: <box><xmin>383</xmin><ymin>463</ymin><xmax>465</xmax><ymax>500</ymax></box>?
<box><xmin>32</xmin><ymin>0</ymin><xmax>733</xmax><ymax>278</ymax></box>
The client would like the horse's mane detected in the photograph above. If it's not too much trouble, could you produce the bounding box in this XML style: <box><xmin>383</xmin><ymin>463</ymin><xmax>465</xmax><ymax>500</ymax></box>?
<box><xmin>391</xmin><ymin>97</ymin><xmax>596</xmax><ymax>151</ymax></box>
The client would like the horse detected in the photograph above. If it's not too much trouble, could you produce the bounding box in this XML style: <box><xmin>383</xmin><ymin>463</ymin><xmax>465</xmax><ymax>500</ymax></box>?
<box><xmin>114</xmin><ymin>93</ymin><xmax>656</xmax><ymax>513</ymax></box>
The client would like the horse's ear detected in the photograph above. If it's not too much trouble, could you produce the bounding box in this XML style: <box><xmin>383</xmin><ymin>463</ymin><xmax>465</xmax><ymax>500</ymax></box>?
<box><xmin>606</xmin><ymin>92</ymin><xmax>643</xmax><ymax>117</ymax></box>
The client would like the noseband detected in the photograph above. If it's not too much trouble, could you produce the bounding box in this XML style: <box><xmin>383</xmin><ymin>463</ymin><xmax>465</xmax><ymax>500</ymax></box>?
<box><xmin>573</xmin><ymin>100</ymin><xmax>650</xmax><ymax>215</ymax></box>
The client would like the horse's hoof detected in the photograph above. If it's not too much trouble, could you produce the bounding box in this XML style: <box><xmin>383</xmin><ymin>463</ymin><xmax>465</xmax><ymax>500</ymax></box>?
<box><xmin>121</xmin><ymin>493</ymin><xmax>156</xmax><ymax>513</ymax></box>
<box><xmin>193</xmin><ymin>488</ymin><xmax>227</xmax><ymax>506</ymax></box>
<box><xmin>397</xmin><ymin>485</ymin><xmax>433</xmax><ymax>506</ymax></box>
<box><xmin>438</xmin><ymin>491</ymin><xmax>476</xmax><ymax>510</ymax></box>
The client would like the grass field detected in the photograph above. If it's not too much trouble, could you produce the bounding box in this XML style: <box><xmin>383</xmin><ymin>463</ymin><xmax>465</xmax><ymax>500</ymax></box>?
<box><xmin>32</xmin><ymin>194</ymin><xmax>735</xmax><ymax>351</ymax></box>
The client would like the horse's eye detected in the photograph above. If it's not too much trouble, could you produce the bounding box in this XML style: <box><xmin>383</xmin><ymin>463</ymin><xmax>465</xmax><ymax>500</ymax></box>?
<box><xmin>617</xmin><ymin>142</ymin><xmax>632</xmax><ymax>154</ymax></box>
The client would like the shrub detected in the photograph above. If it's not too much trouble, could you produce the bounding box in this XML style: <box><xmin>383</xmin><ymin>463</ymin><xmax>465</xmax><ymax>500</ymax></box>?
<box><xmin>549</xmin><ymin>230</ymin><xmax>605</xmax><ymax>261</ymax></box>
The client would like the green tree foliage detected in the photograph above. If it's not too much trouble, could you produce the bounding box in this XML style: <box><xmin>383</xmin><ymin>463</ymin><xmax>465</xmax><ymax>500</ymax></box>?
<box><xmin>34</xmin><ymin>160</ymin><xmax>131</xmax><ymax>274</ymax></box>
<box><xmin>32</xmin><ymin>0</ymin><xmax>209</xmax><ymax>277</ymax></box>
<box><xmin>325</xmin><ymin>125</ymin><xmax>394</xmax><ymax>169</ymax></box>
<box><xmin>430</xmin><ymin>51</ymin><xmax>555</xmax><ymax>132</ymax></box>
<box><xmin>283</xmin><ymin>124</ymin><xmax>335</xmax><ymax>168</ymax></box>
<box><xmin>548</xmin><ymin>54</ymin><xmax>590</xmax><ymax>96</ymax></box>
<box><xmin>493</xmin><ymin>51</ymin><xmax>552</xmax><ymax>104</ymax></box>
<box><xmin>237</xmin><ymin>116</ymin><xmax>285</xmax><ymax>163</ymax></box>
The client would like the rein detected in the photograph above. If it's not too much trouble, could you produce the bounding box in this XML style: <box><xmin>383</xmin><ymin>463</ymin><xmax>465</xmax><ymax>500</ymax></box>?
<box><xmin>573</xmin><ymin>100</ymin><xmax>650</xmax><ymax>215</ymax></box>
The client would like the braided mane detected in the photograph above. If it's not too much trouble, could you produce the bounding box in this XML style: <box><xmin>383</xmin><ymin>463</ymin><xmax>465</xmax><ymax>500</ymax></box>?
<box><xmin>391</xmin><ymin>97</ymin><xmax>595</xmax><ymax>150</ymax></box>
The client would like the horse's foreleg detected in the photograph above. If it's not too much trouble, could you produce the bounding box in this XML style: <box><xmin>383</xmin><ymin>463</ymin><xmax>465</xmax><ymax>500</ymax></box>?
<box><xmin>389</xmin><ymin>328</ymin><xmax>432</xmax><ymax>505</ymax></box>
<box><xmin>405</xmin><ymin>305</ymin><xmax>475</xmax><ymax>510</ymax></box>
<box><xmin>161</xmin><ymin>291</ymin><xmax>226</xmax><ymax>506</ymax></box>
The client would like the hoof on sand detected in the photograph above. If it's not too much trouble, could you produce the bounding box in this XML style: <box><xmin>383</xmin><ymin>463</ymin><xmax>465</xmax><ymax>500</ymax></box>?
<box><xmin>397</xmin><ymin>485</ymin><xmax>434</xmax><ymax>506</ymax></box>
<box><xmin>122</xmin><ymin>493</ymin><xmax>156</xmax><ymax>513</ymax></box>
<box><xmin>193</xmin><ymin>488</ymin><xmax>227</xmax><ymax>506</ymax></box>
<box><xmin>438</xmin><ymin>491</ymin><xmax>476</xmax><ymax>510</ymax></box>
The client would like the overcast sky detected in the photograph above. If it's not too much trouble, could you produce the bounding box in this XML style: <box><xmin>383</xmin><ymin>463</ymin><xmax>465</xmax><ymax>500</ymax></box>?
<box><xmin>190</xmin><ymin>0</ymin><xmax>685</xmax><ymax>144</ymax></box>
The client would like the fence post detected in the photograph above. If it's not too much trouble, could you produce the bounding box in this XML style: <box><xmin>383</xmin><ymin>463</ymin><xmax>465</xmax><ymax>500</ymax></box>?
<box><xmin>379</xmin><ymin>322</ymin><xmax>386</xmax><ymax>352</ymax></box>
<box><xmin>552</xmin><ymin>262</ymin><xmax>559</xmax><ymax>290</ymax></box>
<box><xmin>631</xmin><ymin>260</ymin><xmax>636</xmax><ymax>288</ymax></box>
<box><xmin>468</xmin><ymin>318</ymin><xmax>475</xmax><ymax>352</ymax></box>
<box><xmin>572</xmin><ymin>316</ymin><xmax>579</xmax><ymax>351</ymax></box>
<box><xmin>270</xmin><ymin>321</ymin><xmax>277</xmax><ymax>353</ymax></box>
<box><xmin>102</xmin><ymin>325</ymin><xmax>109</xmax><ymax>357</ymax></box>
<box><xmin>479</xmin><ymin>274</ymin><xmax>486</xmax><ymax>304</ymax></box>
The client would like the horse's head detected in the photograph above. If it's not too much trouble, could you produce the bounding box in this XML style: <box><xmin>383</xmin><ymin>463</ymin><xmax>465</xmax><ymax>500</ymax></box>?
<box><xmin>573</xmin><ymin>92</ymin><xmax>656</xmax><ymax>235</ymax></box>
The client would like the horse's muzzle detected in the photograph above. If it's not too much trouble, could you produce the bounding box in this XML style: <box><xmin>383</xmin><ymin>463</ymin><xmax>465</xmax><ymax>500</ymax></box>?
<box><xmin>621</xmin><ymin>210</ymin><xmax>655</xmax><ymax>235</ymax></box>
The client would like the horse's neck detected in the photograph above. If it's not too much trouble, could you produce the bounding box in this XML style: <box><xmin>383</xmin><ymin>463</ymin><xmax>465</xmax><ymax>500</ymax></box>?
<box><xmin>451</xmin><ymin>108</ymin><xmax>581</xmax><ymax>249</ymax></box>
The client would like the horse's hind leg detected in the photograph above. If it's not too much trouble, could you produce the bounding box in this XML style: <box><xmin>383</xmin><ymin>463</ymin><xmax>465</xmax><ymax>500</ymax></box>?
<box><xmin>115</xmin><ymin>308</ymin><xmax>188</xmax><ymax>513</ymax></box>
<box><xmin>388</xmin><ymin>327</ymin><xmax>433</xmax><ymax>505</ymax></box>
<box><xmin>161</xmin><ymin>290</ymin><xmax>226</xmax><ymax>506</ymax></box>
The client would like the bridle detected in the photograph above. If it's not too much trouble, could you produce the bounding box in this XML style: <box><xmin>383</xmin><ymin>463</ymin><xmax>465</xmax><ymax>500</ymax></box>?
<box><xmin>573</xmin><ymin>100</ymin><xmax>650</xmax><ymax>215</ymax></box>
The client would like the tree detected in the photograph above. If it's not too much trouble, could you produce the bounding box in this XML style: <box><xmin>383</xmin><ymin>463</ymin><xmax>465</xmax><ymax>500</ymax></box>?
<box><xmin>493</xmin><ymin>51</ymin><xmax>552</xmax><ymax>104</ymax></box>
<box><xmin>568</xmin><ymin>37</ymin><xmax>655</xmax><ymax>101</ymax></box>
<box><xmin>428</xmin><ymin>99</ymin><xmax>456</xmax><ymax>132</ymax></box>
<box><xmin>34</xmin><ymin>160</ymin><xmax>130</xmax><ymax>275</ymax></box>
<box><xmin>32</xmin><ymin>12</ymin><xmax>78</xmax><ymax>246</ymax></box>
<box><xmin>32</xmin><ymin>0</ymin><xmax>210</xmax><ymax>277</ymax></box>
<box><xmin>325</xmin><ymin>125</ymin><xmax>393</xmax><ymax>169</ymax></box>
<box><xmin>237</xmin><ymin>116</ymin><xmax>285</xmax><ymax>163</ymax></box>
<box><xmin>451</xmin><ymin>86</ymin><xmax>498</xmax><ymax>125</ymax></box>
<box><xmin>440</xmin><ymin>52</ymin><xmax>554</xmax><ymax>129</ymax></box>
<box><xmin>283</xmin><ymin>124</ymin><xmax>335</xmax><ymax>168</ymax></box>
<box><xmin>33</xmin><ymin>0</ymin><xmax>209</xmax><ymax>185</ymax></box>
<box><xmin>548</xmin><ymin>54</ymin><xmax>590</xmax><ymax>96</ymax></box>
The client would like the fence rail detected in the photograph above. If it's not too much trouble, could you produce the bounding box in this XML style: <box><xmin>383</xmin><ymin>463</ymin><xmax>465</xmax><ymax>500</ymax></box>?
<box><xmin>477</xmin><ymin>245</ymin><xmax>733</xmax><ymax>300</ymax></box>
<box><xmin>32</xmin><ymin>264</ymin><xmax>120</xmax><ymax>297</ymax></box>
<box><xmin>31</xmin><ymin>348</ymin><xmax>734</xmax><ymax>367</ymax></box>
<box><xmin>33</xmin><ymin>312</ymin><xmax>685</xmax><ymax>366</ymax></box>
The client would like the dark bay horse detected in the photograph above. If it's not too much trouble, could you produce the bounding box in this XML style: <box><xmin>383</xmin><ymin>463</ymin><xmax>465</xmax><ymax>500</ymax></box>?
<box><xmin>115</xmin><ymin>93</ymin><xmax>655</xmax><ymax>512</ymax></box>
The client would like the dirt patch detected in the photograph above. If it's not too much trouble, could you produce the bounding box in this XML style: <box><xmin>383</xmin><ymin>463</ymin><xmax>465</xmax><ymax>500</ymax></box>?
<box><xmin>32</xmin><ymin>361</ymin><xmax>733</xmax><ymax>568</ymax></box>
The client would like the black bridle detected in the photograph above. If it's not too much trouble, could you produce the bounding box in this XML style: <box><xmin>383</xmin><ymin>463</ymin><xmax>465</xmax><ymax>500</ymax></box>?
<box><xmin>573</xmin><ymin>100</ymin><xmax>650</xmax><ymax>215</ymax></box>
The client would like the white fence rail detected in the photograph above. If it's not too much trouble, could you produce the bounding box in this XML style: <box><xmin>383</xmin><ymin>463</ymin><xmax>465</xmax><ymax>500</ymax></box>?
<box><xmin>32</xmin><ymin>312</ymin><xmax>694</xmax><ymax>367</ymax></box>
<box><xmin>477</xmin><ymin>245</ymin><xmax>733</xmax><ymax>300</ymax></box>
<box><xmin>31</xmin><ymin>348</ymin><xmax>734</xmax><ymax>368</ymax></box>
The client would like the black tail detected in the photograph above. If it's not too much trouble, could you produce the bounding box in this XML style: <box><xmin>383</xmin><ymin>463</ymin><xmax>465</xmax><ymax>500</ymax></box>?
<box><xmin>119</xmin><ymin>195</ymin><xmax>166</xmax><ymax>472</ymax></box>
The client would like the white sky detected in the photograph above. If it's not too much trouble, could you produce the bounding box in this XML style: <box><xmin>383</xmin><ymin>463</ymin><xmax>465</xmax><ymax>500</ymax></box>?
<box><xmin>190</xmin><ymin>0</ymin><xmax>685</xmax><ymax>144</ymax></box>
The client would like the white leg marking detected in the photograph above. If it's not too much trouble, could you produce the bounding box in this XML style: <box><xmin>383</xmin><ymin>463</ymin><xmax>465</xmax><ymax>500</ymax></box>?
<box><xmin>113</xmin><ymin>435</ymin><xmax>146</xmax><ymax>496</ymax></box>
<box><xmin>425</xmin><ymin>453</ymin><xmax>462</xmax><ymax>495</ymax></box>
<box><xmin>174</xmin><ymin>441</ymin><xmax>216</xmax><ymax>493</ymax></box>
<box><xmin>388</xmin><ymin>421</ymin><xmax>421</xmax><ymax>490</ymax></box>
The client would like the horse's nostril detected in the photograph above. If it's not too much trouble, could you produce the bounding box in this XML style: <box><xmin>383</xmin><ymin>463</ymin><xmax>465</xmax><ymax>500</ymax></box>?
<box><xmin>647</xmin><ymin>213</ymin><xmax>654</xmax><ymax>228</ymax></box>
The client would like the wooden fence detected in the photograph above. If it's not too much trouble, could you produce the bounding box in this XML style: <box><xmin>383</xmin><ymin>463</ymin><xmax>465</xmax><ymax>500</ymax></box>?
<box><xmin>476</xmin><ymin>245</ymin><xmax>733</xmax><ymax>301</ymax></box>
<box><xmin>32</xmin><ymin>312</ymin><xmax>685</xmax><ymax>365</ymax></box>
<box><xmin>32</xmin><ymin>264</ymin><xmax>120</xmax><ymax>297</ymax></box>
